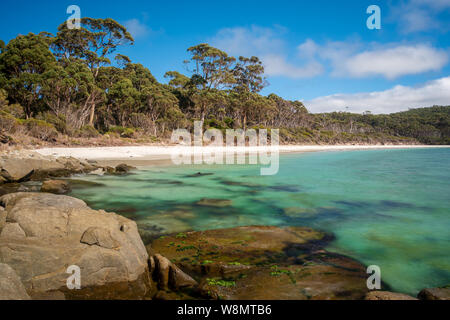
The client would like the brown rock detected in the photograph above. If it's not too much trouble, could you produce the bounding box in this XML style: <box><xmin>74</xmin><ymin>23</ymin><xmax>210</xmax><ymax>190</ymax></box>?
<box><xmin>418</xmin><ymin>287</ymin><xmax>450</xmax><ymax>300</ymax></box>
<box><xmin>196</xmin><ymin>198</ymin><xmax>233</xmax><ymax>208</ymax></box>
<box><xmin>0</xmin><ymin>193</ymin><xmax>151</xmax><ymax>299</ymax></box>
<box><xmin>169</xmin><ymin>263</ymin><xmax>198</xmax><ymax>289</ymax></box>
<box><xmin>115</xmin><ymin>164</ymin><xmax>136</xmax><ymax>174</ymax></box>
<box><xmin>41</xmin><ymin>180</ymin><xmax>71</xmax><ymax>194</ymax></box>
<box><xmin>151</xmin><ymin>226</ymin><xmax>369</xmax><ymax>300</ymax></box>
<box><xmin>81</xmin><ymin>227</ymin><xmax>120</xmax><ymax>249</ymax></box>
<box><xmin>365</xmin><ymin>291</ymin><xmax>418</xmax><ymax>300</ymax></box>
<box><xmin>0</xmin><ymin>263</ymin><xmax>31</xmax><ymax>300</ymax></box>
<box><xmin>0</xmin><ymin>223</ymin><xmax>26</xmax><ymax>239</ymax></box>
<box><xmin>154</xmin><ymin>254</ymin><xmax>171</xmax><ymax>290</ymax></box>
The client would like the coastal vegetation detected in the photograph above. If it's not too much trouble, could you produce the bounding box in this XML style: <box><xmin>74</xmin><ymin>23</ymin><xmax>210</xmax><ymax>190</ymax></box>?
<box><xmin>0</xmin><ymin>18</ymin><xmax>448</xmax><ymax>147</ymax></box>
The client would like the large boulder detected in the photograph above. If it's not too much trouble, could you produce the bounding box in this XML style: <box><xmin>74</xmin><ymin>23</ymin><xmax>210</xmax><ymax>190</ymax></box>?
<box><xmin>0</xmin><ymin>263</ymin><xmax>31</xmax><ymax>300</ymax></box>
<box><xmin>0</xmin><ymin>193</ymin><xmax>151</xmax><ymax>299</ymax></box>
<box><xmin>0</xmin><ymin>151</ymin><xmax>98</xmax><ymax>183</ymax></box>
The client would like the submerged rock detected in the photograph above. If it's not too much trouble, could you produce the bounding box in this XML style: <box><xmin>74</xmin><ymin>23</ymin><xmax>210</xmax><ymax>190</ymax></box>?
<box><xmin>41</xmin><ymin>180</ymin><xmax>71</xmax><ymax>194</ymax></box>
<box><xmin>150</xmin><ymin>226</ymin><xmax>370</xmax><ymax>300</ymax></box>
<box><xmin>196</xmin><ymin>198</ymin><xmax>233</xmax><ymax>208</ymax></box>
<box><xmin>283</xmin><ymin>207</ymin><xmax>318</xmax><ymax>218</ymax></box>
<box><xmin>0</xmin><ymin>192</ymin><xmax>151</xmax><ymax>300</ymax></box>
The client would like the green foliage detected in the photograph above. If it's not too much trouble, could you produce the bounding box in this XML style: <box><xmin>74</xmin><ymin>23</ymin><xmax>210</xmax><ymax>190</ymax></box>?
<box><xmin>78</xmin><ymin>125</ymin><xmax>100</xmax><ymax>138</ymax></box>
<box><xmin>0</xmin><ymin>16</ymin><xmax>448</xmax><ymax>146</ymax></box>
<box><xmin>106</xmin><ymin>126</ymin><xmax>136</xmax><ymax>138</ymax></box>
<box><xmin>20</xmin><ymin>118</ymin><xmax>58</xmax><ymax>141</ymax></box>
<box><xmin>206</xmin><ymin>278</ymin><xmax>236</xmax><ymax>288</ymax></box>
<box><xmin>36</xmin><ymin>112</ymin><xmax>67</xmax><ymax>134</ymax></box>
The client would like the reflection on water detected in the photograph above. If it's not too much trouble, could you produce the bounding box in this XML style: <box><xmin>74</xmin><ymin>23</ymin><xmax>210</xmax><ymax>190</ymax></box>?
<box><xmin>70</xmin><ymin>148</ymin><xmax>450</xmax><ymax>295</ymax></box>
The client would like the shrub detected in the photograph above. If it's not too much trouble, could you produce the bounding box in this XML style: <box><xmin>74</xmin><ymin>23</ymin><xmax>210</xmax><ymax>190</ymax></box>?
<box><xmin>0</xmin><ymin>112</ymin><xmax>20</xmax><ymax>133</ymax></box>
<box><xmin>21</xmin><ymin>119</ymin><xmax>58</xmax><ymax>141</ymax></box>
<box><xmin>107</xmin><ymin>126</ymin><xmax>136</xmax><ymax>138</ymax></box>
<box><xmin>1</xmin><ymin>103</ymin><xmax>25</xmax><ymax>118</ymax></box>
<box><xmin>36</xmin><ymin>112</ymin><xmax>68</xmax><ymax>134</ymax></box>
<box><xmin>78</xmin><ymin>125</ymin><xmax>99</xmax><ymax>138</ymax></box>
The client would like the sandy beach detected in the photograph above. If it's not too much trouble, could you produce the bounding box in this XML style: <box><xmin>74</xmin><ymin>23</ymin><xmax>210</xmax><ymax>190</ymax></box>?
<box><xmin>34</xmin><ymin>144</ymin><xmax>448</xmax><ymax>166</ymax></box>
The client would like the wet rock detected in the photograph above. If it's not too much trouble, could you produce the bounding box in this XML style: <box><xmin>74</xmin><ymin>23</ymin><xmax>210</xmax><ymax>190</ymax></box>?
<box><xmin>88</xmin><ymin>168</ymin><xmax>105</xmax><ymax>176</ymax></box>
<box><xmin>418</xmin><ymin>287</ymin><xmax>450</xmax><ymax>300</ymax></box>
<box><xmin>365</xmin><ymin>291</ymin><xmax>418</xmax><ymax>300</ymax></box>
<box><xmin>153</xmin><ymin>254</ymin><xmax>197</xmax><ymax>291</ymax></box>
<box><xmin>0</xmin><ymin>193</ymin><xmax>151</xmax><ymax>299</ymax></box>
<box><xmin>196</xmin><ymin>198</ymin><xmax>233</xmax><ymax>208</ymax></box>
<box><xmin>41</xmin><ymin>180</ymin><xmax>71</xmax><ymax>195</ymax></box>
<box><xmin>0</xmin><ymin>263</ymin><xmax>31</xmax><ymax>300</ymax></box>
<box><xmin>151</xmin><ymin>226</ymin><xmax>369</xmax><ymax>300</ymax></box>
<box><xmin>105</xmin><ymin>166</ymin><xmax>116</xmax><ymax>174</ymax></box>
<box><xmin>115</xmin><ymin>164</ymin><xmax>136</xmax><ymax>174</ymax></box>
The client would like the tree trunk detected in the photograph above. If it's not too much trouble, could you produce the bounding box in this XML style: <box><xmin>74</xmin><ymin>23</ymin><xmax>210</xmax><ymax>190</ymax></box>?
<box><xmin>89</xmin><ymin>103</ymin><xmax>96</xmax><ymax>126</ymax></box>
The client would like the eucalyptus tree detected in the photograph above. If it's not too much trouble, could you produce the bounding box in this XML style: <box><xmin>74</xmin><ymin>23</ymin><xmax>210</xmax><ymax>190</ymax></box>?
<box><xmin>0</xmin><ymin>33</ymin><xmax>55</xmax><ymax>118</ymax></box>
<box><xmin>41</xmin><ymin>59</ymin><xmax>98</xmax><ymax>129</ymax></box>
<box><xmin>184</xmin><ymin>44</ymin><xmax>236</xmax><ymax>127</ymax></box>
<box><xmin>52</xmin><ymin>18</ymin><xmax>134</xmax><ymax>126</ymax></box>
<box><xmin>231</xmin><ymin>56</ymin><xmax>268</xmax><ymax>129</ymax></box>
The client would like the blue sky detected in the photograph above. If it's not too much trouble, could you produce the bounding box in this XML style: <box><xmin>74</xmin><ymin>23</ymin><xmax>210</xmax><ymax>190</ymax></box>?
<box><xmin>1</xmin><ymin>0</ymin><xmax>449</xmax><ymax>113</ymax></box>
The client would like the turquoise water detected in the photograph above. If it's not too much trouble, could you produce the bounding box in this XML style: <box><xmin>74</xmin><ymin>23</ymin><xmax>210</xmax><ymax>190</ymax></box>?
<box><xmin>70</xmin><ymin>148</ymin><xmax>450</xmax><ymax>295</ymax></box>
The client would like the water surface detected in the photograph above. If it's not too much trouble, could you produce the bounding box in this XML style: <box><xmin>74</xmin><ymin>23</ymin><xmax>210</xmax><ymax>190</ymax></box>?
<box><xmin>70</xmin><ymin>148</ymin><xmax>450</xmax><ymax>295</ymax></box>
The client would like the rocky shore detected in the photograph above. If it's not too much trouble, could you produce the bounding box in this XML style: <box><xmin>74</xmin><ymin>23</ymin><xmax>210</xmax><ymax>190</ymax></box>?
<box><xmin>0</xmin><ymin>151</ymin><xmax>448</xmax><ymax>300</ymax></box>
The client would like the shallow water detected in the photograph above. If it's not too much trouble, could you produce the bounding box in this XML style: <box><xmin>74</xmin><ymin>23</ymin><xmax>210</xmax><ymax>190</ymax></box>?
<box><xmin>70</xmin><ymin>148</ymin><xmax>450</xmax><ymax>295</ymax></box>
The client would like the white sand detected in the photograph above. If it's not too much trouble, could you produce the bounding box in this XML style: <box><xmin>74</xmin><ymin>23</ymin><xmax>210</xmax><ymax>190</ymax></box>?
<box><xmin>34</xmin><ymin>145</ymin><xmax>448</xmax><ymax>161</ymax></box>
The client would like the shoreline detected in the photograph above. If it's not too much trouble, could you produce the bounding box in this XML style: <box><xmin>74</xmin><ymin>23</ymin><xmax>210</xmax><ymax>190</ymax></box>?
<box><xmin>34</xmin><ymin>145</ymin><xmax>449</xmax><ymax>166</ymax></box>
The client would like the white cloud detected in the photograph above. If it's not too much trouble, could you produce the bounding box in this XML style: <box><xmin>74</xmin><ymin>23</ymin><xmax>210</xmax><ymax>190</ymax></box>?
<box><xmin>124</xmin><ymin>19</ymin><xmax>151</xmax><ymax>39</ymax></box>
<box><xmin>390</xmin><ymin>0</ymin><xmax>450</xmax><ymax>33</ymax></box>
<box><xmin>211</xmin><ymin>26</ymin><xmax>323</xmax><ymax>79</ymax></box>
<box><xmin>305</xmin><ymin>76</ymin><xmax>450</xmax><ymax>114</ymax></box>
<box><xmin>340</xmin><ymin>45</ymin><xmax>448</xmax><ymax>79</ymax></box>
<box><xmin>262</xmin><ymin>54</ymin><xmax>324</xmax><ymax>79</ymax></box>
<box><xmin>211</xmin><ymin>27</ymin><xmax>448</xmax><ymax>80</ymax></box>
<box><xmin>299</xmin><ymin>40</ymin><xmax>448</xmax><ymax>79</ymax></box>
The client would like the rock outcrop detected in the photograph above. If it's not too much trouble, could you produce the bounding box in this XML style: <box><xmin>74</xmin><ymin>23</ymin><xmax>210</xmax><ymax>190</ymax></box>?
<box><xmin>0</xmin><ymin>192</ymin><xmax>151</xmax><ymax>299</ymax></box>
<box><xmin>150</xmin><ymin>226</ymin><xmax>371</xmax><ymax>300</ymax></box>
<box><xmin>418</xmin><ymin>287</ymin><xmax>450</xmax><ymax>300</ymax></box>
<box><xmin>0</xmin><ymin>263</ymin><xmax>31</xmax><ymax>300</ymax></box>
<box><xmin>365</xmin><ymin>291</ymin><xmax>418</xmax><ymax>300</ymax></box>
<box><xmin>0</xmin><ymin>151</ymin><xmax>98</xmax><ymax>184</ymax></box>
